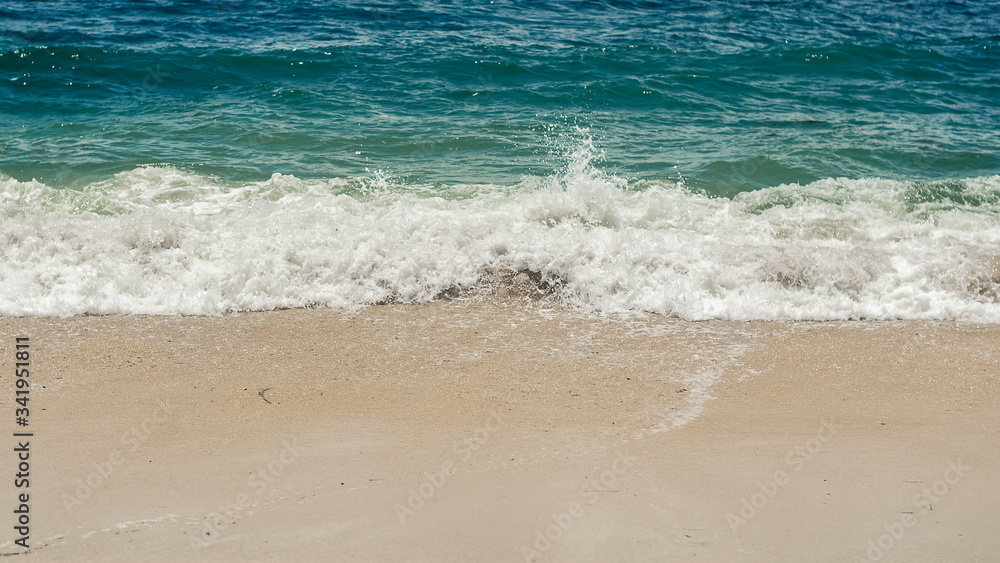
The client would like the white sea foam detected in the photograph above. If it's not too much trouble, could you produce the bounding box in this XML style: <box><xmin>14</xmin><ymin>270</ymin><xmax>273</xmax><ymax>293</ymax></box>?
<box><xmin>2</xmin><ymin>146</ymin><xmax>999</xmax><ymax>319</ymax></box>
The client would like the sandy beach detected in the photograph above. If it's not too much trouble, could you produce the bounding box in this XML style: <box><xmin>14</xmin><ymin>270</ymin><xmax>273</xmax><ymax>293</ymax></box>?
<box><xmin>1</xmin><ymin>300</ymin><xmax>998</xmax><ymax>562</ymax></box>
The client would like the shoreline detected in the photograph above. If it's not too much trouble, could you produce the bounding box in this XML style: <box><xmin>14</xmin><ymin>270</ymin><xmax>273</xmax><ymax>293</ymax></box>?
<box><xmin>1</xmin><ymin>301</ymin><xmax>998</xmax><ymax>561</ymax></box>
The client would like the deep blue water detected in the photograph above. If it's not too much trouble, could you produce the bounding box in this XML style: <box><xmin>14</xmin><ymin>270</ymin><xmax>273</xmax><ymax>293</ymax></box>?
<box><xmin>3</xmin><ymin>0</ymin><xmax>999</xmax><ymax>190</ymax></box>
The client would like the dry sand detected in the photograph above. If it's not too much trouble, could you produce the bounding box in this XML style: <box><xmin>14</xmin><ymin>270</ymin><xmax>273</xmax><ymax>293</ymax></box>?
<box><xmin>1</xmin><ymin>301</ymin><xmax>998</xmax><ymax>562</ymax></box>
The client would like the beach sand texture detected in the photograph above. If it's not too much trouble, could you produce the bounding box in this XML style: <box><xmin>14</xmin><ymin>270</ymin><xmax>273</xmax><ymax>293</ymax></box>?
<box><xmin>1</xmin><ymin>301</ymin><xmax>998</xmax><ymax>562</ymax></box>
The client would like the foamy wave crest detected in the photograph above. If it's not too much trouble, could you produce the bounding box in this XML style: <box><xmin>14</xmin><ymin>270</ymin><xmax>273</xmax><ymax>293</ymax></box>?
<box><xmin>2</xmin><ymin>148</ymin><xmax>1000</xmax><ymax>319</ymax></box>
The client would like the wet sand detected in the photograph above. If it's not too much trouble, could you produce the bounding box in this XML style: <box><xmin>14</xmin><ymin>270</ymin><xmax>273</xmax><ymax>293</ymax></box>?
<box><xmin>1</xmin><ymin>301</ymin><xmax>998</xmax><ymax>562</ymax></box>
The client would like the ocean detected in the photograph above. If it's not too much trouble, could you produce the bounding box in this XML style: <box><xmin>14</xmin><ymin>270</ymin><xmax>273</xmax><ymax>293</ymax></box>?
<box><xmin>1</xmin><ymin>0</ymin><xmax>999</xmax><ymax>319</ymax></box>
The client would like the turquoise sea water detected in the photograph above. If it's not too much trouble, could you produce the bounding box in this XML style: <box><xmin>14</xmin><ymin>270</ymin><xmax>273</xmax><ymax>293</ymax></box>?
<box><xmin>2</xmin><ymin>1</ymin><xmax>999</xmax><ymax>319</ymax></box>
